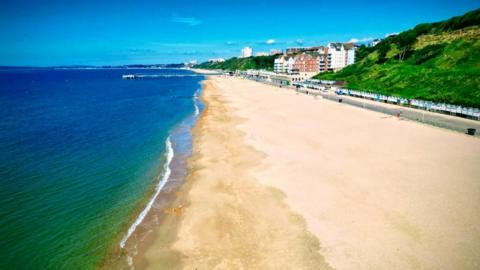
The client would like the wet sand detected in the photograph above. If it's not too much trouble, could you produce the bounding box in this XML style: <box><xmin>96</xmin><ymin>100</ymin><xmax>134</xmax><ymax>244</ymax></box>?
<box><xmin>139</xmin><ymin>76</ymin><xmax>480</xmax><ymax>270</ymax></box>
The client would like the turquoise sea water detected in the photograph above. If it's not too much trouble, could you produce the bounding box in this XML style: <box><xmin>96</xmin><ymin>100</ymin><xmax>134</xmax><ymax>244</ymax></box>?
<box><xmin>0</xmin><ymin>68</ymin><xmax>203</xmax><ymax>269</ymax></box>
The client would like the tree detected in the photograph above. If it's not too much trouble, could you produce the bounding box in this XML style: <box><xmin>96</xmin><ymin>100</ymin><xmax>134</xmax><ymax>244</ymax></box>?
<box><xmin>395</xmin><ymin>30</ymin><xmax>417</xmax><ymax>62</ymax></box>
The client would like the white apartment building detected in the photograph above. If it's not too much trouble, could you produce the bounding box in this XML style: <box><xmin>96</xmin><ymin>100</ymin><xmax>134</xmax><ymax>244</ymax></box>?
<box><xmin>346</xmin><ymin>48</ymin><xmax>355</xmax><ymax>65</ymax></box>
<box><xmin>274</xmin><ymin>55</ymin><xmax>296</xmax><ymax>74</ymax></box>
<box><xmin>240</xmin><ymin>46</ymin><xmax>253</xmax><ymax>58</ymax></box>
<box><xmin>327</xmin><ymin>43</ymin><xmax>355</xmax><ymax>71</ymax></box>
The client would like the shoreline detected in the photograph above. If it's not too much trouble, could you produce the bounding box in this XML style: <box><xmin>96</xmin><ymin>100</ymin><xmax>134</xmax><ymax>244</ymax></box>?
<box><xmin>99</xmin><ymin>79</ymin><xmax>204</xmax><ymax>269</ymax></box>
<box><xmin>127</xmin><ymin>79</ymin><xmax>214</xmax><ymax>269</ymax></box>
<box><xmin>136</xmin><ymin>75</ymin><xmax>480</xmax><ymax>269</ymax></box>
<box><xmin>137</xmin><ymin>77</ymin><xmax>333</xmax><ymax>269</ymax></box>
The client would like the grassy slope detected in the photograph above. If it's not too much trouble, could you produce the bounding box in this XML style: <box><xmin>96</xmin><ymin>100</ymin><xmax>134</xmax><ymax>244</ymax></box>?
<box><xmin>194</xmin><ymin>55</ymin><xmax>276</xmax><ymax>71</ymax></box>
<box><xmin>315</xmin><ymin>9</ymin><xmax>480</xmax><ymax>107</ymax></box>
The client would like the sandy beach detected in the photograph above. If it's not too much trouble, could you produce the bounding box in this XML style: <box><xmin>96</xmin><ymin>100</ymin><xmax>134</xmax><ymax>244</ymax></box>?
<box><xmin>139</xmin><ymin>76</ymin><xmax>480</xmax><ymax>270</ymax></box>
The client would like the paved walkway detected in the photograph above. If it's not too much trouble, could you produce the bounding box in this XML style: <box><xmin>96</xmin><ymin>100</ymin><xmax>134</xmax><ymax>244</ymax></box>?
<box><xmin>318</xmin><ymin>91</ymin><xmax>480</xmax><ymax>137</ymax></box>
<box><xmin>244</xmin><ymin>77</ymin><xmax>480</xmax><ymax>137</ymax></box>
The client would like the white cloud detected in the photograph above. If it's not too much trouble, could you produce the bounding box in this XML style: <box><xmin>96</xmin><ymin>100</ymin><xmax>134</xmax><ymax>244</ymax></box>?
<box><xmin>348</xmin><ymin>37</ymin><xmax>375</xmax><ymax>43</ymax></box>
<box><xmin>265</xmin><ymin>39</ymin><xmax>276</xmax><ymax>45</ymax></box>
<box><xmin>226</xmin><ymin>41</ymin><xmax>236</xmax><ymax>46</ymax></box>
<box><xmin>171</xmin><ymin>16</ymin><xmax>202</xmax><ymax>26</ymax></box>
<box><xmin>295</xmin><ymin>39</ymin><xmax>304</xmax><ymax>45</ymax></box>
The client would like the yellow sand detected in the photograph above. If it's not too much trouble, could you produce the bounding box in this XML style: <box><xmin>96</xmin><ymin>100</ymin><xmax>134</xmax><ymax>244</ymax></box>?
<box><xmin>141</xmin><ymin>76</ymin><xmax>480</xmax><ymax>270</ymax></box>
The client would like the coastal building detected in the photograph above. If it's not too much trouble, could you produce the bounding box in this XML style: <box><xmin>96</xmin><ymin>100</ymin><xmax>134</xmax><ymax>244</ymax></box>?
<box><xmin>316</xmin><ymin>47</ymin><xmax>329</xmax><ymax>73</ymax></box>
<box><xmin>244</xmin><ymin>69</ymin><xmax>276</xmax><ymax>81</ymax></box>
<box><xmin>292</xmin><ymin>53</ymin><xmax>320</xmax><ymax>78</ymax></box>
<box><xmin>255</xmin><ymin>52</ymin><xmax>269</xmax><ymax>56</ymax></box>
<box><xmin>274</xmin><ymin>55</ymin><xmax>296</xmax><ymax>74</ymax></box>
<box><xmin>369</xmin><ymin>39</ymin><xmax>381</xmax><ymax>47</ymax></box>
<box><xmin>271</xmin><ymin>73</ymin><xmax>310</xmax><ymax>85</ymax></box>
<box><xmin>327</xmin><ymin>43</ymin><xmax>355</xmax><ymax>71</ymax></box>
<box><xmin>274</xmin><ymin>43</ymin><xmax>355</xmax><ymax>76</ymax></box>
<box><xmin>208</xmin><ymin>58</ymin><xmax>226</xmax><ymax>63</ymax></box>
<box><xmin>274</xmin><ymin>53</ymin><xmax>319</xmax><ymax>81</ymax></box>
<box><xmin>276</xmin><ymin>50</ymin><xmax>329</xmax><ymax>74</ymax></box>
<box><xmin>270</xmin><ymin>49</ymin><xmax>283</xmax><ymax>55</ymax></box>
<box><xmin>286</xmin><ymin>46</ymin><xmax>324</xmax><ymax>55</ymax></box>
<box><xmin>344</xmin><ymin>43</ymin><xmax>357</xmax><ymax>66</ymax></box>
<box><xmin>241</xmin><ymin>46</ymin><xmax>253</xmax><ymax>58</ymax></box>
<box><xmin>286</xmin><ymin>47</ymin><xmax>304</xmax><ymax>54</ymax></box>
<box><xmin>346</xmin><ymin>44</ymin><xmax>355</xmax><ymax>65</ymax></box>
<box><xmin>241</xmin><ymin>68</ymin><xmax>315</xmax><ymax>85</ymax></box>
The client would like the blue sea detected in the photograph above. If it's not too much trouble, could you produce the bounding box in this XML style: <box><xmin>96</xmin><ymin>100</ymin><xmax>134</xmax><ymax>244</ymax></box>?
<box><xmin>0</xmin><ymin>68</ymin><xmax>203</xmax><ymax>269</ymax></box>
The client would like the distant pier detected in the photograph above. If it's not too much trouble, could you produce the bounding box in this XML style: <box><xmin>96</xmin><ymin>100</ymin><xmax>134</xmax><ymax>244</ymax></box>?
<box><xmin>122</xmin><ymin>74</ymin><xmax>136</xmax><ymax>79</ymax></box>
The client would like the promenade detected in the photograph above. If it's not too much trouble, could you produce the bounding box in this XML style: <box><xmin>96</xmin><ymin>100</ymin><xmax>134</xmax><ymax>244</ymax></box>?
<box><xmin>319</xmin><ymin>91</ymin><xmax>480</xmax><ymax>137</ymax></box>
<box><xmin>243</xmin><ymin>76</ymin><xmax>480</xmax><ymax>137</ymax></box>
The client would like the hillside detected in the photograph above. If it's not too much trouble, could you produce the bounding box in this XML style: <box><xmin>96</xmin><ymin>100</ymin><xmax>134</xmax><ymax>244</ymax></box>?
<box><xmin>194</xmin><ymin>55</ymin><xmax>276</xmax><ymax>71</ymax></box>
<box><xmin>315</xmin><ymin>8</ymin><xmax>480</xmax><ymax>107</ymax></box>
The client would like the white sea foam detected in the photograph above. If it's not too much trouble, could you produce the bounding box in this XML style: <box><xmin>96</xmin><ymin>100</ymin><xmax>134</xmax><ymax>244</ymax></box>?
<box><xmin>194</xmin><ymin>102</ymin><xmax>200</xmax><ymax>116</ymax></box>
<box><xmin>193</xmin><ymin>89</ymin><xmax>201</xmax><ymax>116</ymax></box>
<box><xmin>120</xmin><ymin>136</ymin><xmax>174</xmax><ymax>249</ymax></box>
<box><xmin>194</xmin><ymin>97</ymin><xmax>200</xmax><ymax>116</ymax></box>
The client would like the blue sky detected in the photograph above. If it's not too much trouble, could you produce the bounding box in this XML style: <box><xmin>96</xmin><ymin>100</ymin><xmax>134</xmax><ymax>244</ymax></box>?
<box><xmin>0</xmin><ymin>0</ymin><xmax>478</xmax><ymax>66</ymax></box>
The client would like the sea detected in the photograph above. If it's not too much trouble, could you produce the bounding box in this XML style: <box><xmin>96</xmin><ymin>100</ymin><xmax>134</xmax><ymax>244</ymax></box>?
<box><xmin>0</xmin><ymin>68</ymin><xmax>204</xmax><ymax>269</ymax></box>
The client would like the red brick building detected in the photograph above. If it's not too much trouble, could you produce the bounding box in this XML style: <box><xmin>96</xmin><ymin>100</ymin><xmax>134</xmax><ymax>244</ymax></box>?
<box><xmin>292</xmin><ymin>53</ymin><xmax>319</xmax><ymax>73</ymax></box>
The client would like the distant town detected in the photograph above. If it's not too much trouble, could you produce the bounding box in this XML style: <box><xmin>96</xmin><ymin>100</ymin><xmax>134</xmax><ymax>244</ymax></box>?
<box><xmin>197</xmin><ymin>36</ymin><xmax>396</xmax><ymax>84</ymax></box>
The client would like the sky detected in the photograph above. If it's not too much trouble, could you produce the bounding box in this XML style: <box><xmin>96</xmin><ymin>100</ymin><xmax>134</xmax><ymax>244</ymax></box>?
<box><xmin>0</xmin><ymin>0</ymin><xmax>478</xmax><ymax>66</ymax></box>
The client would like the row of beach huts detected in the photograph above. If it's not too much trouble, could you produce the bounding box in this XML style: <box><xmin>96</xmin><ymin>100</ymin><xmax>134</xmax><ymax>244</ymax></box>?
<box><xmin>231</xmin><ymin>70</ymin><xmax>480</xmax><ymax>122</ymax></box>
<box><xmin>334</xmin><ymin>89</ymin><xmax>480</xmax><ymax>120</ymax></box>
